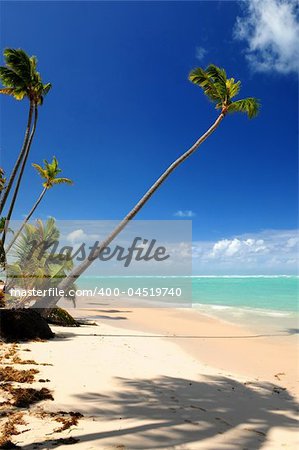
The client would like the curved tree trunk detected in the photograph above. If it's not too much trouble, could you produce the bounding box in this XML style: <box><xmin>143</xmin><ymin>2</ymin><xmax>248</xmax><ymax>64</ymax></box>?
<box><xmin>0</xmin><ymin>168</ymin><xmax>5</xmax><ymax>202</ymax></box>
<box><xmin>36</xmin><ymin>112</ymin><xmax>225</xmax><ymax>314</ymax></box>
<box><xmin>5</xmin><ymin>186</ymin><xmax>47</xmax><ymax>253</ymax></box>
<box><xmin>0</xmin><ymin>101</ymin><xmax>34</xmax><ymax>214</ymax></box>
<box><xmin>2</xmin><ymin>106</ymin><xmax>38</xmax><ymax>245</ymax></box>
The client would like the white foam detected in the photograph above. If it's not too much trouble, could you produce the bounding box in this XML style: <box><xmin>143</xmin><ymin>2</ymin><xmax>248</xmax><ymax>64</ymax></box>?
<box><xmin>194</xmin><ymin>303</ymin><xmax>294</xmax><ymax>318</ymax></box>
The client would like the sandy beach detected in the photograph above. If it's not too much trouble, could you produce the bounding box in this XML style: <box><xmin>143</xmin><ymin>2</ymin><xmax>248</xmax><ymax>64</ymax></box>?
<box><xmin>1</xmin><ymin>306</ymin><xmax>298</xmax><ymax>449</ymax></box>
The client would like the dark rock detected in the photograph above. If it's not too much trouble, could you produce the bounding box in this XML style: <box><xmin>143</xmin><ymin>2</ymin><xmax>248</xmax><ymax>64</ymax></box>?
<box><xmin>46</xmin><ymin>307</ymin><xmax>80</xmax><ymax>327</ymax></box>
<box><xmin>0</xmin><ymin>440</ymin><xmax>20</xmax><ymax>449</ymax></box>
<box><xmin>0</xmin><ymin>309</ymin><xmax>54</xmax><ymax>342</ymax></box>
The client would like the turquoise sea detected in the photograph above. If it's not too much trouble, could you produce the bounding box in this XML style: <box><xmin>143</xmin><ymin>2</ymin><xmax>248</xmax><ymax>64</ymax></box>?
<box><xmin>77</xmin><ymin>275</ymin><xmax>298</xmax><ymax>312</ymax></box>
<box><xmin>190</xmin><ymin>276</ymin><xmax>299</xmax><ymax>329</ymax></box>
<box><xmin>73</xmin><ymin>275</ymin><xmax>299</xmax><ymax>330</ymax></box>
<box><xmin>191</xmin><ymin>276</ymin><xmax>298</xmax><ymax>312</ymax></box>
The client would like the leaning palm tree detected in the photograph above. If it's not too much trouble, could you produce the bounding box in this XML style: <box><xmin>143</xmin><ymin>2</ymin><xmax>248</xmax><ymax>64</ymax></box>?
<box><xmin>35</xmin><ymin>64</ymin><xmax>260</xmax><ymax>314</ymax></box>
<box><xmin>6</xmin><ymin>157</ymin><xmax>73</xmax><ymax>253</ymax></box>
<box><xmin>0</xmin><ymin>168</ymin><xmax>5</xmax><ymax>197</ymax></box>
<box><xmin>0</xmin><ymin>48</ymin><xmax>51</xmax><ymax>216</ymax></box>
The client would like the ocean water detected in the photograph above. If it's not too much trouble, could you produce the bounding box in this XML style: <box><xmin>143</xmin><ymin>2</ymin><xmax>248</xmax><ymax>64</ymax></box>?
<box><xmin>77</xmin><ymin>275</ymin><xmax>298</xmax><ymax>312</ymax></box>
<box><xmin>74</xmin><ymin>275</ymin><xmax>299</xmax><ymax>330</ymax></box>
<box><xmin>191</xmin><ymin>276</ymin><xmax>298</xmax><ymax>312</ymax></box>
<box><xmin>190</xmin><ymin>276</ymin><xmax>299</xmax><ymax>329</ymax></box>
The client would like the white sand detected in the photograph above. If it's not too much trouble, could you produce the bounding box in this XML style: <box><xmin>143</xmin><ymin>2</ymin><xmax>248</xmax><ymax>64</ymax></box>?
<box><xmin>3</xmin><ymin>311</ymin><xmax>298</xmax><ymax>450</ymax></box>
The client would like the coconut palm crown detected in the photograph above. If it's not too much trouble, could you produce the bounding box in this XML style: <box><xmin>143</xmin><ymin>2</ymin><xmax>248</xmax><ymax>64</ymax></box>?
<box><xmin>5</xmin><ymin>158</ymin><xmax>73</xmax><ymax>255</ymax></box>
<box><xmin>32</xmin><ymin>157</ymin><xmax>73</xmax><ymax>188</ymax></box>
<box><xmin>0</xmin><ymin>48</ymin><xmax>51</xmax><ymax>105</ymax></box>
<box><xmin>189</xmin><ymin>64</ymin><xmax>260</xmax><ymax>119</ymax></box>
<box><xmin>32</xmin><ymin>156</ymin><xmax>73</xmax><ymax>189</ymax></box>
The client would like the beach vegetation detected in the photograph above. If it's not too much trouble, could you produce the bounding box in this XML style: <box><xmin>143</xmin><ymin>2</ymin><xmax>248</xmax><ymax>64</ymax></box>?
<box><xmin>6</xmin><ymin>218</ymin><xmax>77</xmax><ymax>306</ymax></box>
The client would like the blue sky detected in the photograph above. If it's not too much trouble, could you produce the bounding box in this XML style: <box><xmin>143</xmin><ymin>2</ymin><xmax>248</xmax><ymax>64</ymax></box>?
<box><xmin>0</xmin><ymin>0</ymin><xmax>298</xmax><ymax>274</ymax></box>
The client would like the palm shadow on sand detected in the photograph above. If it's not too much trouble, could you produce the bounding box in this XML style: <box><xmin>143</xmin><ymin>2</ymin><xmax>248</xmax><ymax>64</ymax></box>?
<box><xmin>21</xmin><ymin>374</ymin><xmax>298</xmax><ymax>449</ymax></box>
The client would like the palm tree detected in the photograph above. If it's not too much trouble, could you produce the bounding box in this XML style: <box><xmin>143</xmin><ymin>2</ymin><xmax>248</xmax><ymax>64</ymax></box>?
<box><xmin>0</xmin><ymin>216</ymin><xmax>6</xmax><ymax>271</ymax></box>
<box><xmin>35</xmin><ymin>64</ymin><xmax>260</xmax><ymax>314</ymax></box>
<box><xmin>6</xmin><ymin>157</ymin><xmax>73</xmax><ymax>253</ymax></box>
<box><xmin>0</xmin><ymin>48</ymin><xmax>51</xmax><ymax>216</ymax></box>
<box><xmin>6</xmin><ymin>218</ymin><xmax>76</xmax><ymax>306</ymax></box>
<box><xmin>0</xmin><ymin>216</ymin><xmax>13</xmax><ymax>271</ymax></box>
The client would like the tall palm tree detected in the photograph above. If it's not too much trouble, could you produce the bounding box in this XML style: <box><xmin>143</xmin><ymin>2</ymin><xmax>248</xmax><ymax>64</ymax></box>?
<box><xmin>0</xmin><ymin>216</ymin><xmax>6</xmax><ymax>271</ymax></box>
<box><xmin>0</xmin><ymin>216</ymin><xmax>13</xmax><ymax>271</ymax></box>
<box><xmin>35</xmin><ymin>64</ymin><xmax>260</xmax><ymax>314</ymax></box>
<box><xmin>0</xmin><ymin>48</ymin><xmax>51</xmax><ymax>215</ymax></box>
<box><xmin>6</xmin><ymin>157</ymin><xmax>73</xmax><ymax>253</ymax></box>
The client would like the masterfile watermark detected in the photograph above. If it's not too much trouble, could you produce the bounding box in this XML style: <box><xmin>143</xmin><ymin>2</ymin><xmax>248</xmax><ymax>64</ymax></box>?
<box><xmin>25</xmin><ymin>237</ymin><xmax>170</xmax><ymax>267</ymax></box>
<box><xmin>3</xmin><ymin>220</ymin><xmax>192</xmax><ymax>308</ymax></box>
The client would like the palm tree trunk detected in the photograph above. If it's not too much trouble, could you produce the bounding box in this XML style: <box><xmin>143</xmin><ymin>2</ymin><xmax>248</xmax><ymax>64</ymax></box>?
<box><xmin>5</xmin><ymin>186</ymin><xmax>47</xmax><ymax>254</ymax></box>
<box><xmin>0</xmin><ymin>101</ymin><xmax>34</xmax><ymax>214</ymax></box>
<box><xmin>2</xmin><ymin>106</ymin><xmax>38</xmax><ymax>245</ymax></box>
<box><xmin>36</xmin><ymin>112</ymin><xmax>225</xmax><ymax>314</ymax></box>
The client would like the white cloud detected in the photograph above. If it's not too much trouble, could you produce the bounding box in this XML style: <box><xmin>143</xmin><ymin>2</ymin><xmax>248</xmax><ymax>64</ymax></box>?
<box><xmin>66</xmin><ymin>229</ymin><xmax>100</xmax><ymax>243</ymax></box>
<box><xmin>174</xmin><ymin>210</ymin><xmax>196</xmax><ymax>218</ymax></box>
<box><xmin>66</xmin><ymin>229</ymin><xmax>87</xmax><ymax>243</ymax></box>
<box><xmin>209</xmin><ymin>237</ymin><xmax>267</xmax><ymax>258</ymax></box>
<box><xmin>192</xmin><ymin>229</ymin><xmax>298</xmax><ymax>274</ymax></box>
<box><xmin>234</xmin><ymin>0</ymin><xmax>299</xmax><ymax>74</ymax></box>
<box><xmin>195</xmin><ymin>46</ymin><xmax>207</xmax><ymax>61</ymax></box>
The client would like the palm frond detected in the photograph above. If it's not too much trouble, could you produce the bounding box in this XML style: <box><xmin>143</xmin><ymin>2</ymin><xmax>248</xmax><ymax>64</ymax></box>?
<box><xmin>29</xmin><ymin>56</ymin><xmax>37</xmax><ymax>74</ymax></box>
<box><xmin>227</xmin><ymin>97</ymin><xmax>260</xmax><ymax>119</ymax></box>
<box><xmin>43</xmin><ymin>83</ymin><xmax>52</xmax><ymax>96</ymax></box>
<box><xmin>0</xmin><ymin>66</ymin><xmax>26</xmax><ymax>88</ymax></box>
<box><xmin>4</xmin><ymin>48</ymin><xmax>32</xmax><ymax>83</ymax></box>
<box><xmin>32</xmin><ymin>163</ymin><xmax>47</xmax><ymax>179</ymax></box>
<box><xmin>51</xmin><ymin>177</ymin><xmax>73</xmax><ymax>185</ymax></box>
<box><xmin>226</xmin><ymin>78</ymin><xmax>241</xmax><ymax>99</ymax></box>
<box><xmin>205</xmin><ymin>65</ymin><xmax>227</xmax><ymax>99</ymax></box>
<box><xmin>206</xmin><ymin>64</ymin><xmax>227</xmax><ymax>85</ymax></box>
<box><xmin>12</xmin><ymin>89</ymin><xmax>27</xmax><ymax>100</ymax></box>
<box><xmin>189</xmin><ymin>67</ymin><xmax>222</xmax><ymax>102</ymax></box>
<box><xmin>0</xmin><ymin>87</ymin><xmax>15</xmax><ymax>96</ymax></box>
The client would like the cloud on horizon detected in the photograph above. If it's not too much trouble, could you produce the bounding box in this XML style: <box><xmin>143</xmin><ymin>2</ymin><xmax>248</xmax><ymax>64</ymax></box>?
<box><xmin>192</xmin><ymin>229</ymin><xmax>298</xmax><ymax>274</ymax></box>
<box><xmin>174</xmin><ymin>210</ymin><xmax>196</xmax><ymax>218</ymax></box>
<box><xmin>234</xmin><ymin>0</ymin><xmax>299</xmax><ymax>74</ymax></box>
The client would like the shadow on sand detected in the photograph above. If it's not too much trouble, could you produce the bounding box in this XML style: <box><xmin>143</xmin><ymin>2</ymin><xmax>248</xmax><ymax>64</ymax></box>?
<box><xmin>20</xmin><ymin>374</ymin><xmax>298</xmax><ymax>449</ymax></box>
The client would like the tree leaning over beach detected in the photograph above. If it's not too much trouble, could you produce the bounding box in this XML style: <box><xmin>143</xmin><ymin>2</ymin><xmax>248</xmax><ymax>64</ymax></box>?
<box><xmin>36</xmin><ymin>64</ymin><xmax>260</xmax><ymax>314</ymax></box>
<box><xmin>0</xmin><ymin>168</ymin><xmax>5</xmax><ymax>196</ymax></box>
<box><xmin>6</xmin><ymin>157</ymin><xmax>73</xmax><ymax>253</ymax></box>
<box><xmin>0</xmin><ymin>49</ymin><xmax>51</xmax><ymax>230</ymax></box>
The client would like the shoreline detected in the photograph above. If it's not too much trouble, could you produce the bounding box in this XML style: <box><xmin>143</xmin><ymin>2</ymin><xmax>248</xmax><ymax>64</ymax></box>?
<box><xmin>69</xmin><ymin>306</ymin><xmax>299</xmax><ymax>398</ymax></box>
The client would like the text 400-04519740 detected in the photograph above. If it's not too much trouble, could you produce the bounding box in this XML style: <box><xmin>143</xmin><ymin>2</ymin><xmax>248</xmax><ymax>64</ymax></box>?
<box><xmin>72</xmin><ymin>287</ymin><xmax>183</xmax><ymax>297</ymax></box>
